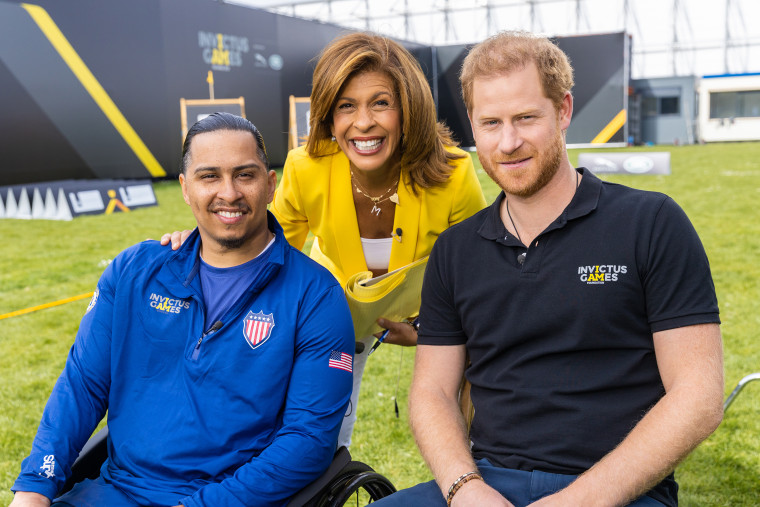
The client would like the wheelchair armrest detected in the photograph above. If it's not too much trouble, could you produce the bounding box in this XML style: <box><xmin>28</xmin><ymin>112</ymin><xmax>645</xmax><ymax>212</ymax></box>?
<box><xmin>58</xmin><ymin>426</ymin><xmax>109</xmax><ymax>496</ymax></box>
<box><xmin>286</xmin><ymin>446</ymin><xmax>352</xmax><ymax>507</ymax></box>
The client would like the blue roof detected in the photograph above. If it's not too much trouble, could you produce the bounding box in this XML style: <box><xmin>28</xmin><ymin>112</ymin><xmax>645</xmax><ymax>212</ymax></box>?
<box><xmin>702</xmin><ymin>72</ymin><xmax>760</xmax><ymax>79</ymax></box>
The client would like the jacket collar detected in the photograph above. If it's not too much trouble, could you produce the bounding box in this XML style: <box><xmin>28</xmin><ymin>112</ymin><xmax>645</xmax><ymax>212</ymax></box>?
<box><xmin>158</xmin><ymin>211</ymin><xmax>287</xmax><ymax>298</ymax></box>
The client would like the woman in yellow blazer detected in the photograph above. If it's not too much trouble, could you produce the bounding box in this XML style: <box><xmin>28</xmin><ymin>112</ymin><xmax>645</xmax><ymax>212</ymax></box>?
<box><xmin>271</xmin><ymin>33</ymin><xmax>486</xmax><ymax>446</ymax></box>
<box><xmin>272</xmin><ymin>143</ymin><xmax>483</xmax><ymax>291</ymax></box>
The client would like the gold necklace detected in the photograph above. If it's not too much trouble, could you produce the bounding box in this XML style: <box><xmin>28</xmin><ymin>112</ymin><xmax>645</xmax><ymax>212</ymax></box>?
<box><xmin>350</xmin><ymin>170</ymin><xmax>399</xmax><ymax>217</ymax></box>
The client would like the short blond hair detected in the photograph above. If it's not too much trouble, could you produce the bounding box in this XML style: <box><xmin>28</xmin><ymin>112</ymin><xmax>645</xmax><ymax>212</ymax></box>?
<box><xmin>307</xmin><ymin>32</ymin><xmax>463</xmax><ymax>191</ymax></box>
<box><xmin>461</xmin><ymin>31</ymin><xmax>574</xmax><ymax>112</ymax></box>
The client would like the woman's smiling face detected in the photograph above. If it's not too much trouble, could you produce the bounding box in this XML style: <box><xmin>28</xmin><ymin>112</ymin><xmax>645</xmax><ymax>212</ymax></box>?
<box><xmin>330</xmin><ymin>70</ymin><xmax>402</xmax><ymax>177</ymax></box>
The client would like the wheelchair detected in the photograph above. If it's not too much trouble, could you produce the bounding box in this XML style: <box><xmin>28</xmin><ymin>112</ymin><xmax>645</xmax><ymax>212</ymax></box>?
<box><xmin>58</xmin><ymin>426</ymin><xmax>396</xmax><ymax>506</ymax></box>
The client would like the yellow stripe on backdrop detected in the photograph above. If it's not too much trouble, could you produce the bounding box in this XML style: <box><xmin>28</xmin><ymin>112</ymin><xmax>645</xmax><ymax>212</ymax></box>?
<box><xmin>21</xmin><ymin>3</ymin><xmax>166</xmax><ymax>177</ymax></box>
<box><xmin>0</xmin><ymin>292</ymin><xmax>94</xmax><ymax>321</ymax></box>
<box><xmin>591</xmin><ymin>109</ymin><xmax>627</xmax><ymax>145</ymax></box>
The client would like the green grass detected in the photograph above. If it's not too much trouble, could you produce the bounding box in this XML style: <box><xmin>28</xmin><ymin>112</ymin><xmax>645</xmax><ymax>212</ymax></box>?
<box><xmin>2</xmin><ymin>143</ymin><xmax>759</xmax><ymax>505</ymax></box>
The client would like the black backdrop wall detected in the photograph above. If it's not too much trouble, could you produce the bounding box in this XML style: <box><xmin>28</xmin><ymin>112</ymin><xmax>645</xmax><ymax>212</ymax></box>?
<box><xmin>0</xmin><ymin>0</ymin><xmax>625</xmax><ymax>186</ymax></box>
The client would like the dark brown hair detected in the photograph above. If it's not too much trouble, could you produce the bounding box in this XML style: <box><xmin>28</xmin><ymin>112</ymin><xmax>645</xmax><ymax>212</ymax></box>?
<box><xmin>307</xmin><ymin>32</ymin><xmax>464</xmax><ymax>191</ymax></box>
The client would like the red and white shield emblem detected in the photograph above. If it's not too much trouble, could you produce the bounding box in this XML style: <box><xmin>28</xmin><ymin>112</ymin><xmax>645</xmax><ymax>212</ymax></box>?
<box><xmin>242</xmin><ymin>310</ymin><xmax>275</xmax><ymax>349</ymax></box>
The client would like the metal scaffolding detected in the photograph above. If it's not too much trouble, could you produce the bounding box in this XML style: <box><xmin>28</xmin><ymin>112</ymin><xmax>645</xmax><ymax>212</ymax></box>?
<box><xmin>228</xmin><ymin>0</ymin><xmax>760</xmax><ymax>78</ymax></box>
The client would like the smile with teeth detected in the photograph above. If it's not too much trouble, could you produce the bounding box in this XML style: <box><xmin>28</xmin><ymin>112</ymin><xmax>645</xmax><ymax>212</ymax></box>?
<box><xmin>216</xmin><ymin>210</ymin><xmax>243</xmax><ymax>218</ymax></box>
<box><xmin>352</xmin><ymin>138</ymin><xmax>383</xmax><ymax>151</ymax></box>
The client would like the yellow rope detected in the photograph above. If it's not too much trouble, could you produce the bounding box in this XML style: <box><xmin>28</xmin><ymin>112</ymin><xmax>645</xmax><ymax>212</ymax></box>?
<box><xmin>0</xmin><ymin>292</ymin><xmax>94</xmax><ymax>321</ymax></box>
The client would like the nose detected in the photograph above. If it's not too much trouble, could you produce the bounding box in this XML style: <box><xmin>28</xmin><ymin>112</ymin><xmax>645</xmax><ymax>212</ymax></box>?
<box><xmin>498</xmin><ymin>123</ymin><xmax>523</xmax><ymax>154</ymax></box>
<box><xmin>354</xmin><ymin>105</ymin><xmax>376</xmax><ymax>131</ymax></box>
<box><xmin>217</xmin><ymin>175</ymin><xmax>242</xmax><ymax>203</ymax></box>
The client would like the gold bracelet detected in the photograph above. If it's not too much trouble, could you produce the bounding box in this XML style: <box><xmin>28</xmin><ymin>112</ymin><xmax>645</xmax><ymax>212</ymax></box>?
<box><xmin>446</xmin><ymin>471</ymin><xmax>483</xmax><ymax>506</ymax></box>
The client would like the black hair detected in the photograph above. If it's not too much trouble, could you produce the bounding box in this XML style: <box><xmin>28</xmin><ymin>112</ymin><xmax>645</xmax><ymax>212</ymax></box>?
<box><xmin>180</xmin><ymin>112</ymin><xmax>268</xmax><ymax>173</ymax></box>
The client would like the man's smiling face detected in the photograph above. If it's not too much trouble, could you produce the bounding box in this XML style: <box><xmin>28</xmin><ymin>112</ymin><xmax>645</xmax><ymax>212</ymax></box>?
<box><xmin>179</xmin><ymin>129</ymin><xmax>276</xmax><ymax>259</ymax></box>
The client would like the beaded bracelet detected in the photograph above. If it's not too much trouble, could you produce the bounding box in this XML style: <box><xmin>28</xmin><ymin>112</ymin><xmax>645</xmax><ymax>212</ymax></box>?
<box><xmin>446</xmin><ymin>470</ymin><xmax>483</xmax><ymax>506</ymax></box>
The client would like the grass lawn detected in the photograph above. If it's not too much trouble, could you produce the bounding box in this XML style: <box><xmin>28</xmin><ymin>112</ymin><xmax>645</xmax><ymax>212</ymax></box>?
<box><xmin>1</xmin><ymin>142</ymin><xmax>759</xmax><ymax>505</ymax></box>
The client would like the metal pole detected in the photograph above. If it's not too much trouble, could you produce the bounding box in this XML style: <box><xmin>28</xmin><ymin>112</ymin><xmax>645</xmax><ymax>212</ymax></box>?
<box><xmin>672</xmin><ymin>0</ymin><xmax>679</xmax><ymax>76</ymax></box>
<box><xmin>724</xmin><ymin>373</ymin><xmax>760</xmax><ymax>412</ymax></box>
<box><xmin>724</xmin><ymin>0</ymin><xmax>730</xmax><ymax>74</ymax></box>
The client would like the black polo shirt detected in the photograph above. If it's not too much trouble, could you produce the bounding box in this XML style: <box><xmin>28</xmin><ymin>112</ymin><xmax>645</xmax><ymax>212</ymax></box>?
<box><xmin>418</xmin><ymin>168</ymin><xmax>719</xmax><ymax>506</ymax></box>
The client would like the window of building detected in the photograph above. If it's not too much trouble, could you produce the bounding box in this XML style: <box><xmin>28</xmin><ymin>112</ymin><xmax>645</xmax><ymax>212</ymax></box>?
<box><xmin>660</xmin><ymin>96</ymin><xmax>680</xmax><ymax>115</ymax></box>
<box><xmin>642</xmin><ymin>96</ymin><xmax>658</xmax><ymax>116</ymax></box>
<box><xmin>641</xmin><ymin>95</ymin><xmax>680</xmax><ymax>116</ymax></box>
<box><xmin>738</xmin><ymin>90</ymin><xmax>760</xmax><ymax>117</ymax></box>
<box><xmin>710</xmin><ymin>90</ymin><xmax>760</xmax><ymax>118</ymax></box>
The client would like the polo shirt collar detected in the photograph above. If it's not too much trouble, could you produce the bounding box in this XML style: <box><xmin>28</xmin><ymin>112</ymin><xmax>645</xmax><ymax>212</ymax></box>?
<box><xmin>477</xmin><ymin>167</ymin><xmax>601</xmax><ymax>242</ymax></box>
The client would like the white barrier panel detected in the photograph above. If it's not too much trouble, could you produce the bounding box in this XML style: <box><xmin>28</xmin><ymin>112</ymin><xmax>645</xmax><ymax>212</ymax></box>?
<box><xmin>0</xmin><ymin>179</ymin><xmax>157</xmax><ymax>221</ymax></box>
<box><xmin>578</xmin><ymin>152</ymin><xmax>671</xmax><ymax>175</ymax></box>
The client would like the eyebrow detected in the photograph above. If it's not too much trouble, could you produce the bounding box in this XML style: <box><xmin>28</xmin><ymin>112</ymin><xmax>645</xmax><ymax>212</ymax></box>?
<box><xmin>337</xmin><ymin>90</ymin><xmax>393</xmax><ymax>102</ymax></box>
<box><xmin>192</xmin><ymin>162</ymin><xmax>264</xmax><ymax>175</ymax></box>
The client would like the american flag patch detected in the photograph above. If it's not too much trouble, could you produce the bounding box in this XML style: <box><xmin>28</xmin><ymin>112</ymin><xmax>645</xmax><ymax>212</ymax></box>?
<box><xmin>329</xmin><ymin>351</ymin><xmax>352</xmax><ymax>372</ymax></box>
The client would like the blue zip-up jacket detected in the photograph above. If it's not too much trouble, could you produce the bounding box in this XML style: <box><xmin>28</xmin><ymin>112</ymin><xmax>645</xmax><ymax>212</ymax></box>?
<box><xmin>12</xmin><ymin>215</ymin><xmax>355</xmax><ymax>506</ymax></box>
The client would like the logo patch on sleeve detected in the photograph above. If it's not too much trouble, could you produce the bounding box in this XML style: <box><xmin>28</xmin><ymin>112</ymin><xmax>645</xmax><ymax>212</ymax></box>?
<box><xmin>85</xmin><ymin>290</ymin><xmax>99</xmax><ymax>314</ymax></box>
<box><xmin>329</xmin><ymin>350</ymin><xmax>353</xmax><ymax>373</ymax></box>
<box><xmin>40</xmin><ymin>454</ymin><xmax>55</xmax><ymax>478</ymax></box>
<box><xmin>243</xmin><ymin>310</ymin><xmax>275</xmax><ymax>349</ymax></box>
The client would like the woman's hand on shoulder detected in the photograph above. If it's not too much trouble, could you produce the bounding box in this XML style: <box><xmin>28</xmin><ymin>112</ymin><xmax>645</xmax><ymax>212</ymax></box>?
<box><xmin>159</xmin><ymin>229</ymin><xmax>194</xmax><ymax>250</ymax></box>
<box><xmin>375</xmin><ymin>318</ymin><xmax>418</xmax><ymax>347</ymax></box>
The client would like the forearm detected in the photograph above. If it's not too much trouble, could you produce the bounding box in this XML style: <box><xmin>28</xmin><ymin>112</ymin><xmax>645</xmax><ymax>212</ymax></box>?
<box><xmin>410</xmin><ymin>381</ymin><xmax>476</xmax><ymax>494</ymax></box>
<box><xmin>181</xmin><ymin>429</ymin><xmax>340</xmax><ymax>507</ymax></box>
<box><xmin>409</xmin><ymin>345</ymin><xmax>477</xmax><ymax>496</ymax></box>
<box><xmin>9</xmin><ymin>491</ymin><xmax>51</xmax><ymax>507</ymax></box>
<box><xmin>559</xmin><ymin>391</ymin><xmax>719</xmax><ymax>505</ymax></box>
<box><xmin>542</xmin><ymin>325</ymin><xmax>724</xmax><ymax>506</ymax></box>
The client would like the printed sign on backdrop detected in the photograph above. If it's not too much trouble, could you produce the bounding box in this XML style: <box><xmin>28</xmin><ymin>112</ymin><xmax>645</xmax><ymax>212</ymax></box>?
<box><xmin>0</xmin><ymin>179</ymin><xmax>158</xmax><ymax>221</ymax></box>
<box><xmin>579</xmin><ymin>152</ymin><xmax>671</xmax><ymax>175</ymax></box>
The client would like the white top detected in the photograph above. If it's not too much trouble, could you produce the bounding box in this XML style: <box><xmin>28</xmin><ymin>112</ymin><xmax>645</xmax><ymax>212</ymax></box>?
<box><xmin>360</xmin><ymin>237</ymin><xmax>393</xmax><ymax>271</ymax></box>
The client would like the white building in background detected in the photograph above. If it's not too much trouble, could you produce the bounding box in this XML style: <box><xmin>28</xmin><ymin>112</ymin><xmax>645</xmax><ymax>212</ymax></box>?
<box><xmin>698</xmin><ymin>73</ymin><xmax>760</xmax><ymax>143</ymax></box>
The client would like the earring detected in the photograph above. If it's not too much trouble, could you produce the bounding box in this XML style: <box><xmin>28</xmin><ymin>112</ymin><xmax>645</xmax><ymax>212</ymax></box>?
<box><xmin>331</xmin><ymin>136</ymin><xmax>336</xmax><ymax>142</ymax></box>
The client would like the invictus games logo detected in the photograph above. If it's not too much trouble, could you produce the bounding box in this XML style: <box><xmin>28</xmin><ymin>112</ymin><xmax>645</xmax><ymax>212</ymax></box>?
<box><xmin>149</xmin><ymin>293</ymin><xmax>190</xmax><ymax>314</ymax></box>
<box><xmin>40</xmin><ymin>455</ymin><xmax>55</xmax><ymax>479</ymax></box>
<box><xmin>198</xmin><ymin>31</ymin><xmax>250</xmax><ymax>71</ymax></box>
<box><xmin>86</xmin><ymin>289</ymin><xmax>99</xmax><ymax>314</ymax></box>
<box><xmin>578</xmin><ymin>264</ymin><xmax>627</xmax><ymax>284</ymax></box>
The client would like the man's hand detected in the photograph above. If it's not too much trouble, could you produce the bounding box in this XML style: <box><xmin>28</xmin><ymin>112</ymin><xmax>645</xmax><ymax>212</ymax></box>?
<box><xmin>159</xmin><ymin>229</ymin><xmax>193</xmax><ymax>250</ymax></box>
<box><xmin>451</xmin><ymin>479</ymin><xmax>514</xmax><ymax>507</ymax></box>
<box><xmin>526</xmin><ymin>491</ymin><xmax>571</xmax><ymax>506</ymax></box>
<box><xmin>9</xmin><ymin>491</ymin><xmax>51</xmax><ymax>507</ymax></box>
<box><xmin>375</xmin><ymin>318</ymin><xmax>417</xmax><ymax>346</ymax></box>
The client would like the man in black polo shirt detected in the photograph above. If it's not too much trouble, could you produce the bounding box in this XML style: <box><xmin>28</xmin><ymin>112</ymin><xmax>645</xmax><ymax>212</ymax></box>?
<box><xmin>375</xmin><ymin>31</ymin><xmax>723</xmax><ymax>507</ymax></box>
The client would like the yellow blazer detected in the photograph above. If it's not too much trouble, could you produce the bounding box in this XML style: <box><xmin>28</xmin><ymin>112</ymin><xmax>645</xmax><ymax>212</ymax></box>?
<box><xmin>271</xmin><ymin>145</ymin><xmax>487</xmax><ymax>287</ymax></box>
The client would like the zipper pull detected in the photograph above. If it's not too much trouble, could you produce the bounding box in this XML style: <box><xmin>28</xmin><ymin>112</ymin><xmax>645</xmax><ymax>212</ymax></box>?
<box><xmin>192</xmin><ymin>321</ymin><xmax>223</xmax><ymax>360</ymax></box>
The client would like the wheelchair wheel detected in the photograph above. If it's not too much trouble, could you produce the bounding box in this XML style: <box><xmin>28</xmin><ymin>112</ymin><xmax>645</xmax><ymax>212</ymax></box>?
<box><xmin>316</xmin><ymin>460</ymin><xmax>396</xmax><ymax>506</ymax></box>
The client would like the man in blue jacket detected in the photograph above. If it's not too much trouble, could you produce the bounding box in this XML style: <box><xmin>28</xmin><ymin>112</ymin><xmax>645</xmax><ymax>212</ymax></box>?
<box><xmin>11</xmin><ymin>113</ymin><xmax>355</xmax><ymax>507</ymax></box>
